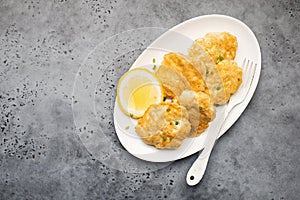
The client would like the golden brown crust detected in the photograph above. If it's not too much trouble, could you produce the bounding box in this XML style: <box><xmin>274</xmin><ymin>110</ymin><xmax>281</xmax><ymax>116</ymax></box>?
<box><xmin>196</xmin><ymin>32</ymin><xmax>238</xmax><ymax>63</ymax></box>
<box><xmin>135</xmin><ymin>102</ymin><xmax>191</xmax><ymax>149</ymax></box>
<box><xmin>178</xmin><ymin>91</ymin><xmax>215</xmax><ymax>137</ymax></box>
<box><xmin>161</xmin><ymin>53</ymin><xmax>209</xmax><ymax>94</ymax></box>
<box><xmin>156</xmin><ymin>53</ymin><xmax>215</xmax><ymax>137</ymax></box>
<box><xmin>217</xmin><ymin>60</ymin><xmax>243</xmax><ymax>102</ymax></box>
<box><xmin>189</xmin><ymin>41</ymin><xmax>227</xmax><ymax>105</ymax></box>
<box><xmin>162</xmin><ymin>85</ymin><xmax>176</xmax><ymax>99</ymax></box>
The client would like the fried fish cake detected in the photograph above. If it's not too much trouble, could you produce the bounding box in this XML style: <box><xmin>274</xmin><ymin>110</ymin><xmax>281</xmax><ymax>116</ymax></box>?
<box><xmin>135</xmin><ymin>102</ymin><xmax>191</xmax><ymax>149</ymax></box>
<box><xmin>156</xmin><ymin>53</ymin><xmax>215</xmax><ymax>137</ymax></box>
<box><xmin>186</xmin><ymin>54</ymin><xmax>206</xmax><ymax>78</ymax></box>
<box><xmin>217</xmin><ymin>60</ymin><xmax>243</xmax><ymax>102</ymax></box>
<box><xmin>178</xmin><ymin>90</ymin><xmax>216</xmax><ymax>137</ymax></box>
<box><xmin>189</xmin><ymin>41</ymin><xmax>227</xmax><ymax>105</ymax></box>
<box><xmin>156</xmin><ymin>53</ymin><xmax>209</xmax><ymax>97</ymax></box>
<box><xmin>196</xmin><ymin>32</ymin><xmax>238</xmax><ymax>63</ymax></box>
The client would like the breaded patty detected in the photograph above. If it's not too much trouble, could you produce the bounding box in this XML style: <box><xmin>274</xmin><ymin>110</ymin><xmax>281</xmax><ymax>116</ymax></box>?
<box><xmin>189</xmin><ymin>41</ymin><xmax>227</xmax><ymax>105</ymax></box>
<box><xmin>156</xmin><ymin>53</ymin><xmax>209</xmax><ymax>96</ymax></box>
<box><xmin>135</xmin><ymin>102</ymin><xmax>191</xmax><ymax>149</ymax></box>
<box><xmin>178</xmin><ymin>90</ymin><xmax>216</xmax><ymax>137</ymax></box>
<box><xmin>195</xmin><ymin>32</ymin><xmax>238</xmax><ymax>63</ymax></box>
<box><xmin>186</xmin><ymin>54</ymin><xmax>206</xmax><ymax>78</ymax></box>
<box><xmin>156</xmin><ymin>53</ymin><xmax>215</xmax><ymax>137</ymax></box>
<box><xmin>217</xmin><ymin>60</ymin><xmax>243</xmax><ymax>102</ymax></box>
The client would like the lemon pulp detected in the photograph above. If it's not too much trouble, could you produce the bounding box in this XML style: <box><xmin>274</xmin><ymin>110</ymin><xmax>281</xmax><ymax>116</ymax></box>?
<box><xmin>117</xmin><ymin>68</ymin><xmax>163</xmax><ymax>118</ymax></box>
<box><xmin>128</xmin><ymin>83</ymin><xmax>160</xmax><ymax>112</ymax></box>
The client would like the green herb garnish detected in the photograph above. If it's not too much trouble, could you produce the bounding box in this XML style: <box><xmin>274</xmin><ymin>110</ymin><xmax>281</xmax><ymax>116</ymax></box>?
<box><xmin>175</xmin><ymin>121</ymin><xmax>179</xmax><ymax>125</ymax></box>
<box><xmin>216</xmin><ymin>86</ymin><xmax>221</xmax><ymax>90</ymax></box>
<box><xmin>166</xmin><ymin>108</ymin><xmax>171</xmax><ymax>112</ymax></box>
<box><xmin>152</xmin><ymin>58</ymin><xmax>156</xmax><ymax>63</ymax></box>
<box><xmin>199</xmin><ymin>106</ymin><xmax>202</xmax><ymax>111</ymax></box>
<box><xmin>153</xmin><ymin>65</ymin><xmax>156</xmax><ymax>70</ymax></box>
<box><xmin>130</xmin><ymin>113</ymin><xmax>134</xmax><ymax>118</ymax></box>
<box><xmin>162</xmin><ymin>136</ymin><xmax>168</xmax><ymax>141</ymax></box>
<box><xmin>125</xmin><ymin>126</ymin><xmax>130</xmax><ymax>130</ymax></box>
<box><xmin>216</xmin><ymin>55</ymin><xmax>224</xmax><ymax>64</ymax></box>
<box><xmin>163</xmin><ymin>97</ymin><xmax>167</xmax><ymax>102</ymax></box>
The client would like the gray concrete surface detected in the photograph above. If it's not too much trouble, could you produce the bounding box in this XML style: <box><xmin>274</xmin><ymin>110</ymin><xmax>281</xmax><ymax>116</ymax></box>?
<box><xmin>0</xmin><ymin>0</ymin><xmax>299</xmax><ymax>199</ymax></box>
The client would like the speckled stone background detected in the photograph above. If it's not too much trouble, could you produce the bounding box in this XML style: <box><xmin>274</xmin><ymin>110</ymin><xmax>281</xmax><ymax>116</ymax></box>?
<box><xmin>0</xmin><ymin>0</ymin><xmax>299</xmax><ymax>199</ymax></box>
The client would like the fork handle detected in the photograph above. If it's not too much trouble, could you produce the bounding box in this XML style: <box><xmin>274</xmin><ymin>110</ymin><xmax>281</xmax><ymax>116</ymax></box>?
<box><xmin>186</xmin><ymin>110</ymin><xmax>226</xmax><ymax>186</ymax></box>
<box><xmin>186</xmin><ymin>148</ymin><xmax>212</xmax><ymax>186</ymax></box>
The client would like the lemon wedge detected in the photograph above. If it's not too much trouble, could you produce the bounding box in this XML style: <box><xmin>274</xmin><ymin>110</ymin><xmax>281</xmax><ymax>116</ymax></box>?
<box><xmin>117</xmin><ymin>68</ymin><xmax>163</xmax><ymax>118</ymax></box>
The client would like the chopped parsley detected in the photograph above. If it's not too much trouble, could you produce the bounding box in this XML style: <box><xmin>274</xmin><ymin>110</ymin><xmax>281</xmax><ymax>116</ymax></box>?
<box><xmin>216</xmin><ymin>86</ymin><xmax>221</xmax><ymax>90</ymax></box>
<box><xmin>166</xmin><ymin>108</ymin><xmax>171</xmax><ymax>112</ymax></box>
<box><xmin>216</xmin><ymin>55</ymin><xmax>224</xmax><ymax>64</ymax></box>
<box><xmin>153</xmin><ymin>65</ymin><xmax>157</xmax><ymax>70</ymax></box>
<box><xmin>199</xmin><ymin>106</ymin><xmax>202</xmax><ymax>111</ymax></box>
<box><xmin>206</xmin><ymin>70</ymin><xmax>209</xmax><ymax>75</ymax></box>
<box><xmin>175</xmin><ymin>121</ymin><xmax>179</xmax><ymax>125</ymax></box>
<box><xmin>162</xmin><ymin>136</ymin><xmax>168</xmax><ymax>141</ymax></box>
<box><xmin>163</xmin><ymin>97</ymin><xmax>167</xmax><ymax>102</ymax></box>
<box><xmin>130</xmin><ymin>113</ymin><xmax>134</xmax><ymax>118</ymax></box>
<box><xmin>152</xmin><ymin>58</ymin><xmax>156</xmax><ymax>63</ymax></box>
<box><xmin>125</xmin><ymin>126</ymin><xmax>130</xmax><ymax>130</ymax></box>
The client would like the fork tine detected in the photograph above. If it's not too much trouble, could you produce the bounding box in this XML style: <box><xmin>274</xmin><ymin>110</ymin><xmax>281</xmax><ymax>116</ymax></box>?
<box><xmin>249</xmin><ymin>62</ymin><xmax>257</xmax><ymax>88</ymax></box>
<box><xmin>244</xmin><ymin>61</ymin><xmax>256</xmax><ymax>96</ymax></box>
<box><xmin>242</xmin><ymin>59</ymin><xmax>250</xmax><ymax>89</ymax></box>
<box><xmin>226</xmin><ymin>58</ymin><xmax>257</xmax><ymax>115</ymax></box>
<box><xmin>242</xmin><ymin>58</ymin><xmax>248</xmax><ymax>72</ymax></box>
<box><xmin>242</xmin><ymin>58</ymin><xmax>247</xmax><ymax>69</ymax></box>
<box><xmin>244</xmin><ymin>61</ymin><xmax>252</xmax><ymax>88</ymax></box>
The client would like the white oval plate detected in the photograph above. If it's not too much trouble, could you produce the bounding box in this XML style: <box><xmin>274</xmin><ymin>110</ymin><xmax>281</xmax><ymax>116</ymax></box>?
<box><xmin>113</xmin><ymin>14</ymin><xmax>261</xmax><ymax>162</ymax></box>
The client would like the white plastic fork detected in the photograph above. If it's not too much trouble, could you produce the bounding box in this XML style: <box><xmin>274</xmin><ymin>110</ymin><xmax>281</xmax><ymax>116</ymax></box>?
<box><xmin>186</xmin><ymin>59</ymin><xmax>257</xmax><ymax>186</ymax></box>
